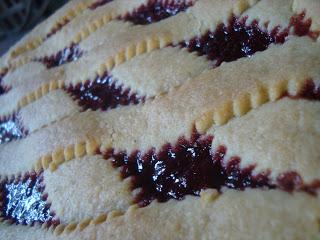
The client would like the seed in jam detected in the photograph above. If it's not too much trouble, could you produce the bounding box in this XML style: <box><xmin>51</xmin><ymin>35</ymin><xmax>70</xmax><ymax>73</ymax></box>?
<box><xmin>36</xmin><ymin>43</ymin><xmax>83</xmax><ymax>69</ymax></box>
<box><xmin>89</xmin><ymin>0</ymin><xmax>114</xmax><ymax>10</ymax></box>
<box><xmin>180</xmin><ymin>13</ymin><xmax>313</xmax><ymax>66</ymax></box>
<box><xmin>0</xmin><ymin>172</ymin><xmax>58</xmax><ymax>226</ymax></box>
<box><xmin>122</xmin><ymin>0</ymin><xmax>193</xmax><ymax>25</ymax></box>
<box><xmin>0</xmin><ymin>114</ymin><xmax>27</xmax><ymax>144</ymax></box>
<box><xmin>105</xmin><ymin>129</ymin><xmax>320</xmax><ymax>207</ymax></box>
<box><xmin>66</xmin><ymin>72</ymin><xmax>144</xmax><ymax>111</ymax></box>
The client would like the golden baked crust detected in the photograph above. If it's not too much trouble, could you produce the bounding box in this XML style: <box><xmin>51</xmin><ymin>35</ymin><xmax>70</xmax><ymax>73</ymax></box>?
<box><xmin>0</xmin><ymin>0</ymin><xmax>319</xmax><ymax>239</ymax></box>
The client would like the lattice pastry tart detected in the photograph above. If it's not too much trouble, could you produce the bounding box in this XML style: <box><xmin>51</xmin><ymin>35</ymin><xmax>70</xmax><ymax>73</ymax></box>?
<box><xmin>0</xmin><ymin>0</ymin><xmax>319</xmax><ymax>239</ymax></box>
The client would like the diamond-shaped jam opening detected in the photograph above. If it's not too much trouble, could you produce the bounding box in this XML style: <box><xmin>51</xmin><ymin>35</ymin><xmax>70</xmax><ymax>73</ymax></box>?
<box><xmin>66</xmin><ymin>72</ymin><xmax>144</xmax><ymax>111</ymax></box>
<box><xmin>105</xmin><ymin>127</ymin><xmax>320</xmax><ymax>207</ymax></box>
<box><xmin>122</xmin><ymin>0</ymin><xmax>193</xmax><ymax>25</ymax></box>
<box><xmin>104</xmin><ymin>134</ymin><xmax>274</xmax><ymax>207</ymax></box>
<box><xmin>0</xmin><ymin>172</ymin><xmax>58</xmax><ymax>227</ymax></box>
<box><xmin>36</xmin><ymin>43</ymin><xmax>83</xmax><ymax>69</ymax></box>
<box><xmin>180</xmin><ymin>13</ymin><xmax>314</xmax><ymax>66</ymax></box>
<box><xmin>0</xmin><ymin>114</ymin><xmax>27</xmax><ymax>144</ymax></box>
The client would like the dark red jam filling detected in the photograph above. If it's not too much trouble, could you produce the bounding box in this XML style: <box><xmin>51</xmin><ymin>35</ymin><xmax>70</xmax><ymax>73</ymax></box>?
<box><xmin>277</xmin><ymin>171</ymin><xmax>320</xmax><ymax>195</ymax></box>
<box><xmin>0</xmin><ymin>114</ymin><xmax>27</xmax><ymax>144</ymax></box>
<box><xmin>290</xmin><ymin>12</ymin><xmax>318</xmax><ymax>38</ymax></box>
<box><xmin>180</xmin><ymin>13</ymin><xmax>313</xmax><ymax>66</ymax></box>
<box><xmin>0</xmin><ymin>172</ymin><xmax>58</xmax><ymax>226</ymax></box>
<box><xmin>36</xmin><ymin>43</ymin><xmax>83</xmax><ymax>69</ymax></box>
<box><xmin>293</xmin><ymin>79</ymin><xmax>320</xmax><ymax>101</ymax></box>
<box><xmin>104</xmin><ymin>133</ymin><xmax>274</xmax><ymax>207</ymax></box>
<box><xmin>66</xmin><ymin>72</ymin><xmax>144</xmax><ymax>111</ymax></box>
<box><xmin>46</xmin><ymin>19</ymin><xmax>70</xmax><ymax>39</ymax></box>
<box><xmin>89</xmin><ymin>0</ymin><xmax>114</xmax><ymax>10</ymax></box>
<box><xmin>105</xmin><ymin>133</ymin><xmax>320</xmax><ymax>207</ymax></box>
<box><xmin>122</xmin><ymin>0</ymin><xmax>193</xmax><ymax>25</ymax></box>
<box><xmin>0</xmin><ymin>71</ymin><xmax>9</xmax><ymax>95</ymax></box>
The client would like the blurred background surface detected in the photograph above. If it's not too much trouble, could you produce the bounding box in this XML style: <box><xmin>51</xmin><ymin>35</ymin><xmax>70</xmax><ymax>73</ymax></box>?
<box><xmin>0</xmin><ymin>0</ymin><xmax>66</xmax><ymax>56</ymax></box>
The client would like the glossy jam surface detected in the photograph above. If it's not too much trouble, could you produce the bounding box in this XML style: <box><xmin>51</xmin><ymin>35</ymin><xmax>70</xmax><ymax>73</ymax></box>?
<box><xmin>67</xmin><ymin>73</ymin><xmax>144</xmax><ymax>111</ymax></box>
<box><xmin>0</xmin><ymin>173</ymin><xmax>57</xmax><ymax>226</ymax></box>
<box><xmin>89</xmin><ymin>0</ymin><xmax>114</xmax><ymax>10</ymax></box>
<box><xmin>37</xmin><ymin>43</ymin><xmax>83</xmax><ymax>68</ymax></box>
<box><xmin>123</xmin><ymin>0</ymin><xmax>193</xmax><ymax>25</ymax></box>
<box><xmin>105</xmin><ymin>135</ymin><xmax>275</xmax><ymax>207</ymax></box>
<box><xmin>106</xmin><ymin>128</ymin><xmax>320</xmax><ymax>207</ymax></box>
<box><xmin>181</xmin><ymin>13</ymin><xmax>313</xmax><ymax>66</ymax></box>
<box><xmin>0</xmin><ymin>114</ymin><xmax>27</xmax><ymax>144</ymax></box>
<box><xmin>181</xmin><ymin>18</ymin><xmax>281</xmax><ymax>66</ymax></box>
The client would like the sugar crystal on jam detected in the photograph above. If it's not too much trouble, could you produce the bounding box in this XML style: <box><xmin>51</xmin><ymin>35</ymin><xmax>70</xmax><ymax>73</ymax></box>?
<box><xmin>105</xmin><ymin>124</ymin><xmax>320</xmax><ymax>207</ymax></box>
<box><xmin>105</xmin><ymin>135</ymin><xmax>275</xmax><ymax>207</ymax></box>
<box><xmin>0</xmin><ymin>172</ymin><xmax>58</xmax><ymax>226</ymax></box>
<box><xmin>36</xmin><ymin>43</ymin><xmax>83</xmax><ymax>69</ymax></box>
<box><xmin>181</xmin><ymin>13</ymin><xmax>314</xmax><ymax>66</ymax></box>
<box><xmin>0</xmin><ymin>114</ymin><xmax>27</xmax><ymax>144</ymax></box>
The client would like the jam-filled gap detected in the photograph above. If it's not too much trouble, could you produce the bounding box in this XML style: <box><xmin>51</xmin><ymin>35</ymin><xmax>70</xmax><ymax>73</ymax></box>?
<box><xmin>0</xmin><ymin>171</ymin><xmax>59</xmax><ymax>227</ymax></box>
<box><xmin>121</xmin><ymin>0</ymin><xmax>194</xmax><ymax>25</ymax></box>
<box><xmin>46</xmin><ymin>1</ymin><xmax>114</xmax><ymax>38</ymax></box>
<box><xmin>66</xmin><ymin>71</ymin><xmax>145</xmax><ymax>111</ymax></box>
<box><xmin>102</xmin><ymin>80</ymin><xmax>320</xmax><ymax>207</ymax></box>
<box><xmin>0</xmin><ymin>70</ymin><xmax>10</xmax><ymax>96</ymax></box>
<box><xmin>31</xmin><ymin>1</ymin><xmax>113</xmax><ymax>62</ymax></box>
<box><xmin>104</xmin><ymin>130</ymin><xmax>320</xmax><ymax>207</ymax></box>
<box><xmin>46</xmin><ymin>19</ymin><xmax>71</xmax><ymax>39</ymax></box>
<box><xmin>89</xmin><ymin>0</ymin><xmax>114</xmax><ymax>10</ymax></box>
<box><xmin>0</xmin><ymin>79</ymin><xmax>318</xmax><ymax>224</ymax></box>
<box><xmin>0</xmin><ymin>113</ymin><xmax>28</xmax><ymax>145</ymax></box>
<box><xmin>290</xmin><ymin>79</ymin><xmax>320</xmax><ymax>100</ymax></box>
<box><xmin>33</xmin><ymin>0</ymin><xmax>194</xmax><ymax>69</ymax></box>
<box><xmin>179</xmin><ymin>12</ymin><xmax>316</xmax><ymax>67</ymax></box>
<box><xmin>34</xmin><ymin>43</ymin><xmax>83</xmax><ymax>69</ymax></box>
